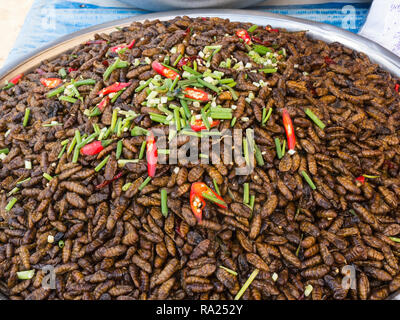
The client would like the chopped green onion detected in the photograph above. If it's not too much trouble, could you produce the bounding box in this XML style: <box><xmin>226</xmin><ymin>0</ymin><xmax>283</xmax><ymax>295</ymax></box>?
<box><xmin>122</xmin><ymin>182</ymin><xmax>132</xmax><ymax>192</ymax></box>
<box><xmin>296</xmin><ymin>233</ymin><xmax>304</xmax><ymax>257</ymax></box>
<box><xmin>234</xmin><ymin>269</ymin><xmax>259</xmax><ymax>300</ymax></box>
<box><xmin>58</xmin><ymin>144</ymin><xmax>67</xmax><ymax>159</ymax></box>
<box><xmin>161</xmin><ymin>63</ymin><xmax>180</xmax><ymax>73</ymax></box>
<box><xmin>150</xmin><ymin>113</ymin><xmax>168</xmax><ymax>124</ymax></box>
<box><xmin>199</xmin><ymin>153</ymin><xmax>209</xmax><ymax>159</ymax></box>
<box><xmin>104</xmin><ymin>58</ymin><xmax>130</xmax><ymax>81</ymax></box>
<box><xmin>202</xmin><ymin>192</ymin><xmax>226</xmax><ymax>207</ymax></box>
<box><xmin>281</xmin><ymin>140</ymin><xmax>286</xmax><ymax>158</ymax></box>
<box><xmin>213</xmin><ymin>179</ymin><xmax>221</xmax><ymax>196</ymax></box>
<box><xmin>47</xmin><ymin>85</ymin><xmax>66</xmax><ymax>98</ymax></box>
<box><xmin>111</xmin><ymin>108</ymin><xmax>119</xmax><ymax>132</ymax></box>
<box><xmin>182</xmin><ymin>65</ymin><xmax>202</xmax><ymax>76</ymax></box>
<box><xmin>249</xmin><ymin>195</ymin><xmax>255</xmax><ymax>211</ymax></box>
<box><xmin>219</xmin><ymin>266</ymin><xmax>238</xmax><ymax>276</ymax></box>
<box><xmin>59</xmin><ymin>95</ymin><xmax>77</xmax><ymax>103</ymax></box>
<box><xmin>253</xmin><ymin>45</ymin><xmax>273</xmax><ymax>55</ymax></box>
<box><xmin>262</xmin><ymin>107</ymin><xmax>273</xmax><ymax>125</ymax></box>
<box><xmin>210</xmin><ymin>112</ymin><xmax>232</xmax><ymax>120</ymax></box>
<box><xmin>254</xmin><ymin>144</ymin><xmax>264</xmax><ymax>166</ymax></box>
<box><xmin>139</xmin><ymin>176</ymin><xmax>152</xmax><ymax>191</ymax></box>
<box><xmin>117</xmin><ymin>159</ymin><xmax>139</xmax><ymax>167</ymax></box>
<box><xmin>243</xmin><ymin>137</ymin><xmax>250</xmax><ymax>168</ymax></box>
<box><xmin>259</xmin><ymin>68</ymin><xmax>278</xmax><ymax>74</ymax></box>
<box><xmin>247</xmin><ymin>24</ymin><xmax>258</xmax><ymax>33</ymax></box>
<box><xmin>243</xmin><ymin>183</ymin><xmax>250</xmax><ymax>204</ymax></box>
<box><xmin>17</xmin><ymin>270</ymin><xmax>35</xmax><ymax>280</ymax></box>
<box><xmin>5</xmin><ymin>197</ymin><xmax>17</xmax><ymax>211</ymax></box>
<box><xmin>198</xmin><ymin>78</ymin><xmax>221</xmax><ymax>93</ymax></box>
<box><xmin>58</xmin><ymin>240</ymin><xmax>65</xmax><ymax>248</ymax></box>
<box><xmin>231</xmin><ymin>117</ymin><xmax>237</xmax><ymax>127</ymax></box>
<box><xmin>301</xmin><ymin>170</ymin><xmax>316</xmax><ymax>190</ymax></box>
<box><xmin>116</xmin><ymin>140</ymin><xmax>123</xmax><ymax>159</ymax></box>
<box><xmin>222</xmin><ymin>85</ymin><xmax>238</xmax><ymax>101</ymax></box>
<box><xmin>170</xmin><ymin>76</ymin><xmax>179</xmax><ymax>92</ymax></box>
<box><xmin>174</xmin><ymin>108</ymin><xmax>181</xmax><ymax>131</ymax></box>
<box><xmin>305</xmin><ymin>108</ymin><xmax>326</xmax><ymax>130</ymax></box>
<box><xmin>200</xmin><ymin>108</ymin><xmax>211</xmax><ymax>131</ymax></box>
<box><xmin>362</xmin><ymin>174</ymin><xmax>380</xmax><ymax>179</ymax></box>
<box><xmin>135</xmin><ymin>78</ymin><xmax>153</xmax><ymax>93</ymax></box>
<box><xmin>16</xmin><ymin>177</ymin><xmax>31</xmax><ymax>185</ymax></box>
<box><xmin>111</xmin><ymin>90</ymin><xmax>124</xmax><ymax>103</ymax></box>
<box><xmin>180</xmin><ymin>99</ymin><xmax>191</xmax><ymax>119</ymax></box>
<box><xmin>0</xmin><ymin>148</ymin><xmax>9</xmax><ymax>154</ymax></box>
<box><xmin>67</xmin><ymin>136</ymin><xmax>77</xmax><ymax>156</ymax></box>
<box><xmin>42</xmin><ymin>121</ymin><xmax>62</xmax><ymax>127</ymax></box>
<box><xmin>95</xmin><ymin>155</ymin><xmax>111</xmax><ymax>172</ymax></box>
<box><xmin>161</xmin><ymin>188</ymin><xmax>168</xmax><ymax>217</ymax></box>
<box><xmin>139</xmin><ymin>141</ymin><xmax>146</xmax><ymax>160</ymax></box>
<box><xmin>389</xmin><ymin>237</ymin><xmax>400</xmax><ymax>243</ymax></box>
<box><xmin>131</xmin><ymin>126</ymin><xmax>149</xmax><ymax>136</ymax></box>
<box><xmin>43</xmin><ymin>173</ymin><xmax>53</xmax><ymax>181</ymax></box>
<box><xmin>58</xmin><ymin>68</ymin><xmax>67</xmax><ymax>79</ymax></box>
<box><xmin>74</xmin><ymin>79</ymin><xmax>96</xmax><ymax>87</ymax></box>
<box><xmin>23</xmin><ymin>108</ymin><xmax>30</xmax><ymax>127</ymax></box>
<box><xmin>173</xmin><ymin>54</ymin><xmax>182</xmax><ymax>67</ymax></box>
<box><xmin>275</xmin><ymin>138</ymin><xmax>283</xmax><ymax>159</ymax></box>
<box><xmin>7</xmin><ymin>187</ymin><xmax>20</xmax><ymax>197</ymax></box>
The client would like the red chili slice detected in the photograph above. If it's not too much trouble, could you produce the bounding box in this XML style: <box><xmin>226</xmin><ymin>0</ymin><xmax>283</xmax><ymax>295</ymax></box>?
<box><xmin>151</xmin><ymin>61</ymin><xmax>180</xmax><ymax>80</ymax></box>
<box><xmin>266</xmin><ymin>26</ymin><xmax>279</xmax><ymax>33</ymax></box>
<box><xmin>40</xmin><ymin>78</ymin><xmax>63</xmax><ymax>89</ymax></box>
<box><xmin>10</xmin><ymin>73</ymin><xmax>23</xmax><ymax>85</ymax></box>
<box><xmin>190</xmin><ymin>116</ymin><xmax>219</xmax><ymax>132</ymax></box>
<box><xmin>146</xmin><ymin>132</ymin><xmax>158</xmax><ymax>177</ymax></box>
<box><xmin>110</xmin><ymin>39</ymin><xmax>136</xmax><ymax>53</ymax></box>
<box><xmin>190</xmin><ymin>191</ymin><xmax>206</xmax><ymax>223</ymax></box>
<box><xmin>395</xmin><ymin>84</ymin><xmax>399</xmax><ymax>93</ymax></box>
<box><xmin>236</xmin><ymin>29</ymin><xmax>252</xmax><ymax>45</ymax></box>
<box><xmin>355</xmin><ymin>176</ymin><xmax>365</xmax><ymax>186</ymax></box>
<box><xmin>184</xmin><ymin>87</ymin><xmax>209</xmax><ymax>101</ymax></box>
<box><xmin>68</xmin><ymin>67</ymin><xmax>77</xmax><ymax>73</ymax></box>
<box><xmin>98</xmin><ymin>82</ymin><xmax>131</xmax><ymax>96</ymax></box>
<box><xmin>80</xmin><ymin>140</ymin><xmax>112</xmax><ymax>156</ymax></box>
<box><xmin>282</xmin><ymin>108</ymin><xmax>296</xmax><ymax>155</ymax></box>
<box><xmin>177</xmin><ymin>56</ymin><xmax>199</xmax><ymax>68</ymax></box>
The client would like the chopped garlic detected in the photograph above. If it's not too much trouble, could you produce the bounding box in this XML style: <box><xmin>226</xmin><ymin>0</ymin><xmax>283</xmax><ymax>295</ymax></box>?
<box><xmin>47</xmin><ymin>235</ymin><xmax>54</xmax><ymax>244</ymax></box>
<box><xmin>272</xmin><ymin>273</ymin><xmax>278</xmax><ymax>282</ymax></box>
<box><xmin>24</xmin><ymin>160</ymin><xmax>32</xmax><ymax>170</ymax></box>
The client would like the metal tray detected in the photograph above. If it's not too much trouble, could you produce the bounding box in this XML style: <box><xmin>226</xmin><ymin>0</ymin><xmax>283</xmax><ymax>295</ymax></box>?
<box><xmin>0</xmin><ymin>9</ymin><xmax>399</xmax><ymax>300</ymax></box>
<box><xmin>118</xmin><ymin>0</ymin><xmax>265</xmax><ymax>11</ymax></box>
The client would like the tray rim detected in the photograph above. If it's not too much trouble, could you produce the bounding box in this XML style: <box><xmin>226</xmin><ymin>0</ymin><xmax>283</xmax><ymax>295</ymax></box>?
<box><xmin>0</xmin><ymin>8</ymin><xmax>399</xmax><ymax>300</ymax></box>
<box><xmin>1</xmin><ymin>8</ymin><xmax>400</xmax><ymax>82</ymax></box>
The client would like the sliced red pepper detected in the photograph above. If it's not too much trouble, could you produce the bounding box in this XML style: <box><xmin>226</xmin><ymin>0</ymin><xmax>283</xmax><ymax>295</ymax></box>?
<box><xmin>355</xmin><ymin>176</ymin><xmax>365</xmax><ymax>186</ymax></box>
<box><xmin>184</xmin><ymin>87</ymin><xmax>209</xmax><ymax>101</ymax></box>
<box><xmin>80</xmin><ymin>140</ymin><xmax>112</xmax><ymax>156</ymax></box>
<box><xmin>190</xmin><ymin>182</ymin><xmax>227</xmax><ymax>222</ymax></box>
<box><xmin>151</xmin><ymin>61</ymin><xmax>180</xmax><ymax>80</ymax></box>
<box><xmin>146</xmin><ymin>131</ymin><xmax>158</xmax><ymax>177</ymax></box>
<box><xmin>89</xmin><ymin>96</ymin><xmax>110</xmax><ymax>117</ymax></box>
<box><xmin>395</xmin><ymin>84</ymin><xmax>399</xmax><ymax>93</ymax></box>
<box><xmin>324</xmin><ymin>56</ymin><xmax>336</xmax><ymax>65</ymax></box>
<box><xmin>95</xmin><ymin>171</ymin><xmax>124</xmax><ymax>189</ymax></box>
<box><xmin>98</xmin><ymin>82</ymin><xmax>131</xmax><ymax>96</ymax></box>
<box><xmin>40</xmin><ymin>78</ymin><xmax>63</xmax><ymax>89</ymax></box>
<box><xmin>68</xmin><ymin>67</ymin><xmax>77</xmax><ymax>73</ymax></box>
<box><xmin>190</xmin><ymin>116</ymin><xmax>219</xmax><ymax>132</ymax></box>
<box><xmin>110</xmin><ymin>39</ymin><xmax>136</xmax><ymax>53</ymax></box>
<box><xmin>251</xmin><ymin>36</ymin><xmax>271</xmax><ymax>46</ymax></box>
<box><xmin>282</xmin><ymin>108</ymin><xmax>296</xmax><ymax>155</ymax></box>
<box><xmin>266</xmin><ymin>26</ymin><xmax>279</xmax><ymax>33</ymax></box>
<box><xmin>236</xmin><ymin>29</ymin><xmax>252</xmax><ymax>45</ymax></box>
<box><xmin>9</xmin><ymin>73</ymin><xmax>23</xmax><ymax>85</ymax></box>
<box><xmin>190</xmin><ymin>191</ymin><xmax>206</xmax><ymax>223</ymax></box>
<box><xmin>2</xmin><ymin>73</ymin><xmax>23</xmax><ymax>90</ymax></box>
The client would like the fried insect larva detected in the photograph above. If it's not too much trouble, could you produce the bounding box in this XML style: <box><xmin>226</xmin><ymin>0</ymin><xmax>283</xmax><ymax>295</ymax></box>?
<box><xmin>246</xmin><ymin>253</ymin><xmax>269</xmax><ymax>272</ymax></box>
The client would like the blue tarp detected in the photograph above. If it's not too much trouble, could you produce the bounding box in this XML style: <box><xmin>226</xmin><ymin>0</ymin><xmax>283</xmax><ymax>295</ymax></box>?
<box><xmin>5</xmin><ymin>1</ymin><xmax>371</xmax><ymax>68</ymax></box>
